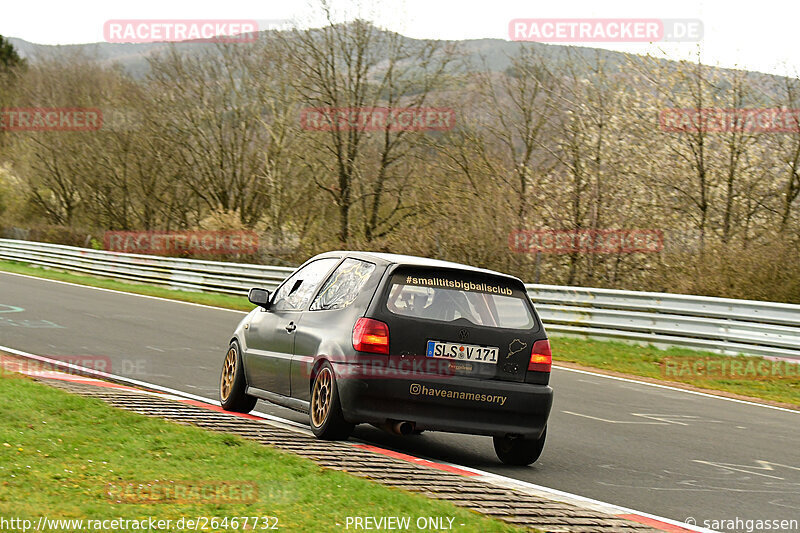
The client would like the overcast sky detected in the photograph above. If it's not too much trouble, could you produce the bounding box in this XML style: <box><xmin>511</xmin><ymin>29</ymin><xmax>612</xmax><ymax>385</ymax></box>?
<box><xmin>2</xmin><ymin>0</ymin><xmax>798</xmax><ymax>77</ymax></box>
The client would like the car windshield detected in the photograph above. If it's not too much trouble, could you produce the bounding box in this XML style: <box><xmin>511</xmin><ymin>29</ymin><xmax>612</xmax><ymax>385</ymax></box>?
<box><xmin>385</xmin><ymin>272</ymin><xmax>535</xmax><ymax>330</ymax></box>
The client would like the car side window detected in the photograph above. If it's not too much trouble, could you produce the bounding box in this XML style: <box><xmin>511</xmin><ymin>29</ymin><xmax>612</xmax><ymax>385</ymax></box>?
<box><xmin>271</xmin><ymin>258</ymin><xmax>339</xmax><ymax>311</ymax></box>
<box><xmin>310</xmin><ymin>259</ymin><xmax>376</xmax><ymax>311</ymax></box>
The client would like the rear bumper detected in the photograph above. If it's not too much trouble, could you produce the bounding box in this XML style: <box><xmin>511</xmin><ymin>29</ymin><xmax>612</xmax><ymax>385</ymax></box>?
<box><xmin>333</xmin><ymin>362</ymin><xmax>553</xmax><ymax>438</ymax></box>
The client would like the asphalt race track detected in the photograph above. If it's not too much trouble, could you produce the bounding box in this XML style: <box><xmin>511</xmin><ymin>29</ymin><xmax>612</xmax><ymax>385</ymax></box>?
<box><xmin>2</xmin><ymin>271</ymin><xmax>798</xmax><ymax>530</ymax></box>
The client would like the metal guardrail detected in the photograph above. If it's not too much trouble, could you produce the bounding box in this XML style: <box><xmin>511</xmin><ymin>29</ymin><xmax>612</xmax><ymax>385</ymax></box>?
<box><xmin>0</xmin><ymin>238</ymin><xmax>293</xmax><ymax>295</ymax></box>
<box><xmin>1</xmin><ymin>238</ymin><xmax>799</xmax><ymax>360</ymax></box>
<box><xmin>529</xmin><ymin>289</ymin><xmax>800</xmax><ymax>359</ymax></box>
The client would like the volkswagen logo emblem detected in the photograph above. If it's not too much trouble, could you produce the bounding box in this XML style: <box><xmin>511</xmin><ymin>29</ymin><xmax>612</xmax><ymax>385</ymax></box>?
<box><xmin>458</xmin><ymin>329</ymin><xmax>469</xmax><ymax>340</ymax></box>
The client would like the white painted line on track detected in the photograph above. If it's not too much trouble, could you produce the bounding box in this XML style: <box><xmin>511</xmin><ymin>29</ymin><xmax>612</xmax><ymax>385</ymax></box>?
<box><xmin>562</xmin><ymin>410</ymin><xmax>668</xmax><ymax>424</ymax></box>
<box><xmin>554</xmin><ymin>365</ymin><xmax>800</xmax><ymax>414</ymax></box>
<box><xmin>0</xmin><ymin>270</ymin><xmax>247</xmax><ymax>314</ymax></box>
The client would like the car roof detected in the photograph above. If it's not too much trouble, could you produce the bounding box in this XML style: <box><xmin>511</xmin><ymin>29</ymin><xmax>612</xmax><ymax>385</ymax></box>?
<box><xmin>311</xmin><ymin>250</ymin><xmax>522</xmax><ymax>282</ymax></box>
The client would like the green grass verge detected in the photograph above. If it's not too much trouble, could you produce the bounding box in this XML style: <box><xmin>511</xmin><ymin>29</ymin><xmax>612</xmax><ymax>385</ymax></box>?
<box><xmin>1</xmin><ymin>258</ymin><xmax>797</xmax><ymax>408</ymax></box>
<box><xmin>0</xmin><ymin>373</ymin><xmax>522</xmax><ymax>532</ymax></box>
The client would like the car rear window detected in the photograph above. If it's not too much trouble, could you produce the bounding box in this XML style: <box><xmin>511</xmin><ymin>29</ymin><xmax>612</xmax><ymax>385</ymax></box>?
<box><xmin>384</xmin><ymin>271</ymin><xmax>535</xmax><ymax>330</ymax></box>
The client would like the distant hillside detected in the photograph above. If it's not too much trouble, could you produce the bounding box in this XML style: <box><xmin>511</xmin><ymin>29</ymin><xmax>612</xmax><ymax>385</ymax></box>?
<box><xmin>7</xmin><ymin>37</ymin><xmax>221</xmax><ymax>78</ymax></box>
<box><xmin>4</xmin><ymin>28</ymin><xmax>789</xmax><ymax>106</ymax></box>
<box><xmin>5</xmin><ymin>32</ymin><xmax>785</xmax><ymax>87</ymax></box>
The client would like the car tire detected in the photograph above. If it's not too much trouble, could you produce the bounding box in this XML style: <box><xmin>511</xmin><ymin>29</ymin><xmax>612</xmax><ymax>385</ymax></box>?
<box><xmin>219</xmin><ymin>341</ymin><xmax>258</xmax><ymax>413</ymax></box>
<box><xmin>493</xmin><ymin>427</ymin><xmax>546</xmax><ymax>466</ymax></box>
<box><xmin>309</xmin><ymin>361</ymin><xmax>354</xmax><ymax>440</ymax></box>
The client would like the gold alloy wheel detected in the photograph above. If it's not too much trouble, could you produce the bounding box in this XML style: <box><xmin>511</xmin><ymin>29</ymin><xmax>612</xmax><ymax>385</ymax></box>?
<box><xmin>311</xmin><ymin>367</ymin><xmax>333</xmax><ymax>427</ymax></box>
<box><xmin>220</xmin><ymin>347</ymin><xmax>237</xmax><ymax>401</ymax></box>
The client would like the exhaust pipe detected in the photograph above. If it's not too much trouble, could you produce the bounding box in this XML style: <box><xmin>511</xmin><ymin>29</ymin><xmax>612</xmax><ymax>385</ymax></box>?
<box><xmin>374</xmin><ymin>420</ymin><xmax>416</xmax><ymax>436</ymax></box>
<box><xmin>393</xmin><ymin>420</ymin><xmax>415</xmax><ymax>436</ymax></box>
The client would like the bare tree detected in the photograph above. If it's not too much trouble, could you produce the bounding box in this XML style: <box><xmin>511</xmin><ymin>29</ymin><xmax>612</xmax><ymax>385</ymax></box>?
<box><xmin>642</xmin><ymin>56</ymin><xmax>716</xmax><ymax>249</ymax></box>
<box><xmin>281</xmin><ymin>8</ymin><xmax>455</xmax><ymax>244</ymax></box>
<box><xmin>12</xmin><ymin>54</ymin><xmax>109</xmax><ymax>225</ymax></box>
<box><xmin>146</xmin><ymin>43</ymin><xmax>274</xmax><ymax>226</ymax></box>
<box><xmin>773</xmin><ymin>75</ymin><xmax>800</xmax><ymax>231</ymax></box>
<box><xmin>546</xmin><ymin>50</ymin><xmax>633</xmax><ymax>284</ymax></box>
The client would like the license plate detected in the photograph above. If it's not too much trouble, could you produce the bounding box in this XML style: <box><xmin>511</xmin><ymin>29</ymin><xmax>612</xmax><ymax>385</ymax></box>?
<box><xmin>426</xmin><ymin>340</ymin><xmax>499</xmax><ymax>364</ymax></box>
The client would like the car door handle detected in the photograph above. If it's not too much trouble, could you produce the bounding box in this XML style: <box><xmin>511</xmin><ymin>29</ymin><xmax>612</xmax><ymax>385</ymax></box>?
<box><xmin>285</xmin><ymin>322</ymin><xmax>297</xmax><ymax>333</ymax></box>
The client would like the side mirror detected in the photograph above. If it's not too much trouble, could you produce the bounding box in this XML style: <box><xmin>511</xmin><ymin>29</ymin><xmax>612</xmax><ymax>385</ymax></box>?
<box><xmin>248</xmin><ymin>288</ymin><xmax>270</xmax><ymax>309</ymax></box>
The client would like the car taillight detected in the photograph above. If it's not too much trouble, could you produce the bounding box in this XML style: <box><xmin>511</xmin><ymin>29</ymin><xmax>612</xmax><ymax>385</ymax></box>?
<box><xmin>352</xmin><ymin>318</ymin><xmax>390</xmax><ymax>355</ymax></box>
<box><xmin>528</xmin><ymin>339</ymin><xmax>552</xmax><ymax>373</ymax></box>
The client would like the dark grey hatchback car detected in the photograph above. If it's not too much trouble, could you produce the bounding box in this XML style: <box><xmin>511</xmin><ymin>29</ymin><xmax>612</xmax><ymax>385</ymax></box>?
<box><xmin>219</xmin><ymin>251</ymin><xmax>553</xmax><ymax>465</ymax></box>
